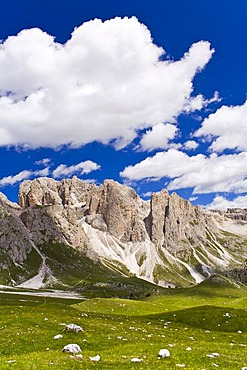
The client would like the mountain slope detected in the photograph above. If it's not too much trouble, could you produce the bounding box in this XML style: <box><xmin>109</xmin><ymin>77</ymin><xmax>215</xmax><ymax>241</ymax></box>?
<box><xmin>0</xmin><ymin>177</ymin><xmax>246</xmax><ymax>289</ymax></box>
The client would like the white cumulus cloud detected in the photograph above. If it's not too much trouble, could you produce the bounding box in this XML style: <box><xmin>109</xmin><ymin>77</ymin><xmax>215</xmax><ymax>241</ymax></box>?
<box><xmin>120</xmin><ymin>149</ymin><xmax>205</xmax><ymax>181</ymax></box>
<box><xmin>205</xmin><ymin>195</ymin><xmax>247</xmax><ymax>211</ymax></box>
<box><xmin>183</xmin><ymin>140</ymin><xmax>198</xmax><ymax>150</ymax></box>
<box><xmin>183</xmin><ymin>91</ymin><xmax>221</xmax><ymax>112</ymax></box>
<box><xmin>142</xmin><ymin>191</ymin><xmax>152</xmax><ymax>198</ymax></box>
<box><xmin>35</xmin><ymin>158</ymin><xmax>51</xmax><ymax>166</ymax></box>
<box><xmin>139</xmin><ymin>123</ymin><xmax>177</xmax><ymax>151</ymax></box>
<box><xmin>0</xmin><ymin>160</ymin><xmax>99</xmax><ymax>186</ymax></box>
<box><xmin>35</xmin><ymin>167</ymin><xmax>50</xmax><ymax>177</ymax></box>
<box><xmin>120</xmin><ymin>149</ymin><xmax>247</xmax><ymax>194</ymax></box>
<box><xmin>52</xmin><ymin>160</ymin><xmax>100</xmax><ymax>178</ymax></box>
<box><xmin>195</xmin><ymin>99</ymin><xmax>247</xmax><ymax>152</ymax></box>
<box><xmin>0</xmin><ymin>170</ymin><xmax>33</xmax><ymax>186</ymax></box>
<box><xmin>189</xmin><ymin>196</ymin><xmax>198</xmax><ymax>202</ymax></box>
<box><xmin>0</xmin><ymin>167</ymin><xmax>50</xmax><ymax>186</ymax></box>
<box><xmin>0</xmin><ymin>17</ymin><xmax>214</xmax><ymax>149</ymax></box>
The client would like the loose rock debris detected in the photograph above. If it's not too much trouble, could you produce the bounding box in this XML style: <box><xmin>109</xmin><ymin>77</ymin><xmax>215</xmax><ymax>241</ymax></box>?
<box><xmin>158</xmin><ymin>348</ymin><xmax>170</xmax><ymax>358</ymax></box>
<box><xmin>54</xmin><ymin>334</ymin><xmax>63</xmax><ymax>339</ymax></box>
<box><xmin>65</xmin><ymin>323</ymin><xmax>83</xmax><ymax>332</ymax></box>
<box><xmin>89</xmin><ymin>355</ymin><xmax>101</xmax><ymax>362</ymax></box>
<box><xmin>62</xmin><ymin>344</ymin><xmax>82</xmax><ymax>354</ymax></box>
<box><xmin>131</xmin><ymin>357</ymin><xmax>143</xmax><ymax>362</ymax></box>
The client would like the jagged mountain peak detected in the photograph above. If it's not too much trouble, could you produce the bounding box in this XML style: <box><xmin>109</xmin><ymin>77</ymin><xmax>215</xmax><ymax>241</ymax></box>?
<box><xmin>0</xmin><ymin>191</ymin><xmax>20</xmax><ymax>211</ymax></box>
<box><xmin>0</xmin><ymin>177</ymin><xmax>246</xmax><ymax>289</ymax></box>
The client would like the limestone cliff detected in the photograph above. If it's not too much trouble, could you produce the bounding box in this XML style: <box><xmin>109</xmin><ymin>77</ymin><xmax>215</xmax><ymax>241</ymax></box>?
<box><xmin>0</xmin><ymin>192</ymin><xmax>42</xmax><ymax>285</ymax></box>
<box><xmin>0</xmin><ymin>177</ymin><xmax>246</xmax><ymax>288</ymax></box>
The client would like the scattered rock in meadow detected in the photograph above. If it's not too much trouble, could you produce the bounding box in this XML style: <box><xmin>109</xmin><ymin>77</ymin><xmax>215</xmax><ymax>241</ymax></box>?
<box><xmin>158</xmin><ymin>348</ymin><xmax>170</xmax><ymax>358</ymax></box>
<box><xmin>89</xmin><ymin>355</ymin><xmax>101</xmax><ymax>362</ymax></box>
<box><xmin>62</xmin><ymin>344</ymin><xmax>81</xmax><ymax>354</ymax></box>
<box><xmin>54</xmin><ymin>334</ymin><xmax>63</xmax><ymax>339</ymax></box>
<box><xmin>131</xmin><ymin>357</ymin><xmax>143</xmax><ymax>362</ymax></box>
<box><xmin>207</xmin><ymin>353</ymin><xmax>219</xmax><ymax>359</ymax></box>
<box><xmin>65</xmin><ymin>323</ymin><xmax>83</xmax><ymax>332</ymax></box>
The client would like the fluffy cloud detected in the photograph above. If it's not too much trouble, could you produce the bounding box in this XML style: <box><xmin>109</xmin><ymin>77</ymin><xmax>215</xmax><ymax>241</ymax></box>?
<box><xmin>35</xmin><ymin>167</ymin><xmax>50</xmax><ymax>176</ymax></box>
<box><xmin>120</xmin><ymin>149</ymin><xmax>247</xmax><ymax>194</ymax></box>
<box><xmin>205</xmin><ymin>195</ymin><xmax>247</xmax><ymax>211</ymax></box>
<box><xmin>0</xmin><ymin>160</ymin><xmax>99</xmax><ymax>186</ymax></box>
<box><xmin>0</xmin><ymin>17</ymin><xmax>214</xmax><ymax>149</ymax></box>
<box><xmin>0</xmin><ymin>167</ymin><xmax>51</xmax><ymax>186</ymax></box>
<box><xmin>195</xmin><ymin>99</ymin><xmax>247</xmax><ymax>152</ymax></box>
<box><xmin>139</xmin><ymin>123</ymin><xmax>177</xmax><ymax>151</ymax></box>
<box><xmin>120</xmin><ymin>149</ymin><xmax>204</xmax><ymax>180</ymax></box>
<box><xmin>0</xmin><ymin>170</ymin><xmax>33</xmax><ymax>186</ymax></box>
<box><xmin>183</xmin><ymin>140</ymin><xmax>198</xmax><ymax>150</ymax></box>
<box><xmin>183</xmin><ymin>91</ymin><xmax>220</xmax><ymax>112</ymax></box>
<box><xmin>35</xmin><ymin>158</ymin><xmax>51</xmax><ymax>166</ymax></box>
<box><xmin>142</xmin><ymin>191</ymin><xmax>152</xmax><ymax>198</ymax></box>
<box><xmin>189</xmin><ymin>196</ymin><xmax>198</xmax><ymax>202</ymax></box>
<box><xmin>52</xmin><ymin>160</ymin><xmax>100</xmax><ymax>178</ymax></box>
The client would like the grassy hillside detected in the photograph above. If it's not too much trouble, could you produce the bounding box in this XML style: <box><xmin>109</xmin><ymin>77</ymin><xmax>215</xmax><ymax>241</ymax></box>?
<box><xmin>40</xmin><ymin>241</ymin><xmax>164</xmax><ymax>299</ymax></box>
<box><xmin>0</xmin><ymin>277</ymin><xmax>246</xmax><ymax>369</ymax></box>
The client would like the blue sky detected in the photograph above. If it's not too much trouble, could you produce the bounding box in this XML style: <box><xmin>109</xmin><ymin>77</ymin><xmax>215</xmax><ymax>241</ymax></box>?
<box><xmin>0</xmin><ymin>0</ymin><xmax>247</xmax><ymax>210</ymax></box>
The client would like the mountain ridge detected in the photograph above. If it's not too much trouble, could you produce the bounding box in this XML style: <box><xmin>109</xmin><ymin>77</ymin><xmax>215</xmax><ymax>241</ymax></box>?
<box><xmin>0</xmin><ymin>176</ymin><xmax>246</xmax><ymax>290</ymax></box>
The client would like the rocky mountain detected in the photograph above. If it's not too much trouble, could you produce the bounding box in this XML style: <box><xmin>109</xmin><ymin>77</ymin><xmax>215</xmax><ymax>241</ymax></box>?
<box><xmin>0</xmin><ymin>177</ymin><xmax>246</xmax><ymax>290</ymax></box>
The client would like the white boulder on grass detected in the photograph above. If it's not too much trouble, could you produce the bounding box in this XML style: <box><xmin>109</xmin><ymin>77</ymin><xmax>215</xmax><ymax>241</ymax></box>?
<box><xmin>65</xmin><ymin>324</ymin><xmax>83</xmax><ymax>332</ymax></box>
<box><xmin>131</xmin><ymin>358</ymin><xmax>143</xmax><ymax>362</ymax></box>
<box><xmin>158</xmin><ymin>348</ymin><xmax>170</xmax><ymax>358</ymax></box>
<box><xmin>54</xmin><ymin>334</ymin><xmax>63</xmax><ymax>339</ymax></box>
<box><xmin>89</xmin><ymin>355</ymin><xmax>101</xmax><ymax>362</ymax></box>
<box><xmin>62</xmin><ymin>344</ymin><xmax>81</xmax><ymax>354</ymax></box>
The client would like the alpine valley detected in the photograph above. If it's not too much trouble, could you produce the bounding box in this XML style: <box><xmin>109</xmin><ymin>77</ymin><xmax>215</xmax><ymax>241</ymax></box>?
<box><xmin>0</xmin><ymin>177</ymin><xmax>246</xmax><ymax>295</ymax></box>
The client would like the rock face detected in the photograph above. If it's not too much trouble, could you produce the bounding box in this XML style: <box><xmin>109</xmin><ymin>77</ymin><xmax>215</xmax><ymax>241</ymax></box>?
<box><xmin>145</xmin><ymin>189</ymin><xmax>169</xmax><ymax>247</ymax></box>
<box><xmin>225</xmin><ymin>208</ymin><xmax>247</xmax><ymax>221</ymax></box>
<box><xmin>146</xmin><ymin>190</ymin><xmax>216</xmax><ymax>251</ymax></box>
<box><xmin>0</xmin><ymin>192</ymin><xmax>42</xmax><ymax>285</ymax></box>
<box><xmin>0</xmin><ymin>193</ymin><xmax>31</xmax><ymax>264</ymax></box>
<box><xmin>18</xmin><ymin>178</ymin><xmax>148</xmax><ymax>244</ymax></box>
<box><xmin>0</xmin><ymin>177</ymin><xmax>247</xmax><ymax>288</ymax></box>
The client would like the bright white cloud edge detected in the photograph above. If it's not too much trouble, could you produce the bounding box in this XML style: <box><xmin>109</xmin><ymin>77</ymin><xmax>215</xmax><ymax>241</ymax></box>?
<box><xmin>183</xmin><ymin>140</ymin><xmax>198</xmax><ymax>150</ymax></box>
<box><xmin>139</xmin><ymin>123</ymin><xmax>178</xmax><ymax>151</ymax></box>
<box><xmin>120</xmin><ymin>149</ymin><xmax>247</xmax><ymax>194</ymax></box>
<box><xmin>205</xmin><ymin>195</ymin><xmax>247</xmax><ymax>211</ymax></box>
<box><xmin>0</xmin><ymin>160</ymin><xmax>100</xmax><ymax>186</ymax></box>
<box><xmin>52</xmin><ymin>161</ymin><xmax>100</xmax><ymax>178</ymax></box>
<box><xmin>0</xmin><ymin>168</ymin><xmax>49</xmax><ymax>186</ymax></box>
<box><xmin>0</xmin><ymin>17</ymin><xmax>214</xmax><ymax>149</ymax></box>
<box><xmin>195</xmin><ymin>99</ymin><xmax>247</xmax><ymax>152</ymax></box>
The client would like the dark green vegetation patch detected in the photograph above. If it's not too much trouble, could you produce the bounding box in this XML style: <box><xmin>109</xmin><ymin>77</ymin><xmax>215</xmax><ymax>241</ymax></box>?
<box><xmin>39</xmin><ymin>241</ymin><xmax>161</xmax><ymax>299</ymax></box>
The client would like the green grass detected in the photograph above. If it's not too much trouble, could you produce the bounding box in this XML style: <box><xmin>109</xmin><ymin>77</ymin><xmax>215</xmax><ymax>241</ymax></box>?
<box><xmin>0</xmin><ymin>276</ymin><xmax>246</xmax><ymax>369</ymax></box>
<box><xmin>38</xmin><ymin>241</ymin><xmax>163</xmax><ymax>299</ymax></box>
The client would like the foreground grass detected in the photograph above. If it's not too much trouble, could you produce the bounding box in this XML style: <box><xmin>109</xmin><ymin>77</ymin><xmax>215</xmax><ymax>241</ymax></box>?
<box><xmin>0</xmin><ymin>279</ymin><xmax>246</xmax><ymax>369</ymax></box>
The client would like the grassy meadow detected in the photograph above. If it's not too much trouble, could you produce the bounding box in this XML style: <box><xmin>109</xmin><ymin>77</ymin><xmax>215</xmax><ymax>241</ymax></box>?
<box><xmin>0</xmin><ymin>276</ymin><xmax>246</xmax><ymax>369</ymax></box>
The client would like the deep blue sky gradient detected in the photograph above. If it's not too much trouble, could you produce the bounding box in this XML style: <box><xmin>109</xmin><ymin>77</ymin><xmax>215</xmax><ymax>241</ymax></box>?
<box><xmin>0</xmin><ymin>0</ymin><xmax>246</xmax><ymax>204</ymax></box>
